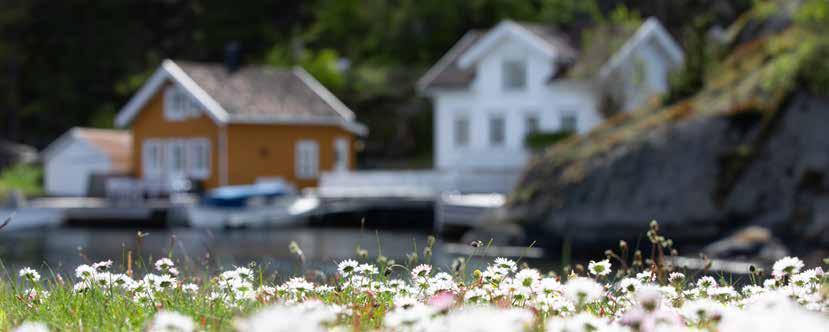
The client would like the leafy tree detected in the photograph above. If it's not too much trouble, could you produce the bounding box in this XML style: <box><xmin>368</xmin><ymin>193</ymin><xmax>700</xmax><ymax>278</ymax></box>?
<box><xmin>0</xmin><ymin>0</ymin><xmax>756</xmax><ymax>166</ymax></box>
<box><xmin>266</xmin><ymin>45</ymin><xmax>345</xmax><ymax>92</ymax></box>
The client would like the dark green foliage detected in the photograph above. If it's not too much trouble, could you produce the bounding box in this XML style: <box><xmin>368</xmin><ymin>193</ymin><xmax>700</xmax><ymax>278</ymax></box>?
<box><xmin>0</xmin><ymin>0</ymin><xmax>312</xmax><ymax>147</ymax></box>
<box><xmin>0</xmin><ymin>0</ymin><xmax>754</xmax><ymax>164</ymax></box>
<box><xmin>524</xmin><ymin>130</ymin><xmax>575</xmax><ymax>151</ymax></box>
<box><xmin>0</xmin><ymin>164</ymin><xmax>42</xmax><ymax>198</ymax></box>
<box><xmin>664</xmin><ymin>15</ymin><xmax>718</xmax><ymax>105</ymax></box>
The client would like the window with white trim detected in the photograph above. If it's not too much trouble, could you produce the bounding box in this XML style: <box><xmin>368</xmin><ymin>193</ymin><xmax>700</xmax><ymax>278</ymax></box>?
<box><xmin>333</xmin><ymin>138</ymin><xmax>349</xmax><ymax>172</ymax></box>
<box><xmin>502</xmin><ymin>60</ymin><xmax>526</xmax><ymax>91</ymax></box>
<box><xmin>560</xmin><ymin>112</ymin><xmax>578</xmax><ymax>132</ymax></box>
<box><xmin>453</xmin><ymin>114</ymin><xmax>470</xmax><ymax>147</ymax></box>
<box><xmin>187</xmin><ymin>138</ymin><xmax>211</xmax><ymax>179</ymax></box>
<box><xmin>142</xmin><ymin>139</ymin><xmax>163</xmax><ymax>176</ymax></box>
<box><xmin>489</xmin><ymin>115</ymin><xmax>506</xmax><ymax>146</ymax></box>
<box><xmin>525</xmin><ymin>114</ymin><xmax>540</xmax><ymax>134</ymax></box>
<box><xmin>166</xmin><ymin>140</ymin><xmax>188</xmax><ymax>176</ymax></box>
<box><xmin>164</xmin><ymin>85</ymin><xmax>200</xmax><ymax>121</ymax></box>
<box><xmin>295</xmin><ymin>140</ymin><xmax>319</xmax><ymax>179</ymax></box>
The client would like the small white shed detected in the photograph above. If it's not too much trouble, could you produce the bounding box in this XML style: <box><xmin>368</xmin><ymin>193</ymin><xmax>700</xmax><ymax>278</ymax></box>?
<box><xmin>41</xmin><ymin>128</ymin><xmax>132</xmax><ymax>196</ymax></box>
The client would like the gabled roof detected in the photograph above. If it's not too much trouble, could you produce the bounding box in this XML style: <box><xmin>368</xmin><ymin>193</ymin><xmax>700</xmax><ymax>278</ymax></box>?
<box><xmin>598</xmin><ymin>17</ymin><xmax>684</xmax><ymax>79</ymax></box>
<box><xmin>115</xmin><ymin>60</ymin><xmax>367</xmax><ymax>135</ymax></box>
<box><xmin>417</xmin><ymin>21</ymin><xmax>577</xmax><ymax>91</ymax></box>
<box><xmin>416</xmin><ymin>31</ymin><xmax>485</xmax><ymax>91</ymax></box>
<box><xmin>41</xmin><ymin>128</ymin><xmax>132</xmax><ymax>172</ymax></box>
<box><xmin>418</xmin><ymin>18</ymin><xmax>684</xmax><ymax>92</ymax></box>
<box><xmin>457</xmin><ymin>21</ymin><xmax>576</xmax><ymax>69</ymax></box>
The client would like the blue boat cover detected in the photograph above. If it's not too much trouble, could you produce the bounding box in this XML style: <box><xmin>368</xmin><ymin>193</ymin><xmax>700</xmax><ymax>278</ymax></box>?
<box><xmin>201</xmin><ymin>181</ymin><xmax>294</xmax><ymax>208</ymax></box>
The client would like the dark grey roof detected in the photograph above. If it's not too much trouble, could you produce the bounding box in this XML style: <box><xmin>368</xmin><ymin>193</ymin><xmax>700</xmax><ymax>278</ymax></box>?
<box><xmin>514</xmin><ymin>22</ymin><xmax>578</xmax><ymax>60</ymax></box>
<box><xmin>419</xmin><ymin>21</ymin><xmax>577</xmax><ymax>90</ymax></box>
<box><xmin>421</xmin><ymin>30</ymin><xmax>485</xmax><ymax>89</ymax></box>
<box><xmin>175</xmin><ymin>61</ymin><xmax>351</xmax><ymax>120</ymax></box>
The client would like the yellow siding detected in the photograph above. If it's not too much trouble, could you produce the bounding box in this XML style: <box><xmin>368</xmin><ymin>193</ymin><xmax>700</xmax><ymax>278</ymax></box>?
<box><xmin>226</xmin><ymin>123</ymin><xmax>355</xmax><ymax>189</ymax></box>
<box><xmin>130</xmin><ymin>81</ymin><xmax>357</xmax><ymax>190</ymax></box>
<box><xmin>130</xmin><ymin>82</ymin><xmax>222</xmax><ymax>188</ymax></box>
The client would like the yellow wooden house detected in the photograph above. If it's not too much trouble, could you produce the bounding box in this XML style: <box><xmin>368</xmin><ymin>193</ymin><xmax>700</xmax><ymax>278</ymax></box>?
<box><xmin>115</xmin><ymin>59</ymin><xmax>366</xmax><ymax>190</ymax></box>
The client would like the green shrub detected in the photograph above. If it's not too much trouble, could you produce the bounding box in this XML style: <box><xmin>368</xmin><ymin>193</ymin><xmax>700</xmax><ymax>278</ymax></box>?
<box><xmin>524</xmin><ymin>130</ymin><xmax>574</xmax><ymax>151</ymax></box>
<box><xmin>0</xmin><ymin>164</ymin><xmax>43</xmax><ymax>198</ymax></box>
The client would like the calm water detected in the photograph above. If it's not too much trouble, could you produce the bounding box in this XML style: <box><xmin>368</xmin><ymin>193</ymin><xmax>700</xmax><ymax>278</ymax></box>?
<box><xmin>0</xmin><ymin>226</ymin><xmax>556</xmax><ymax>279</ymax></box>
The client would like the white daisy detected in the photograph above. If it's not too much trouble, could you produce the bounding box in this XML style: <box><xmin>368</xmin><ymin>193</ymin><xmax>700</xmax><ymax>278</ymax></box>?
<box><xmin>588</xmin><ymin>259</ymin><xmax>611</xmax><ymax>276</ymax></box>
<box><xmin>668</xmin><ymin>272</ymin><xmax>685</xmax><ymax>284</ymax></box>
<box><xmin>411</xmin><ymin>264</ymin><xmax>432</xmax><ymax>279</ymax></box>
<box><xmin>154</xmin><ymin>258</ymin><xmax>175</xmax><ymax>272</ymax></box>
<box><xmin>11</xmin><ymin>321</ymin><xmax>49</xmax><ymax>332</ymax></box>
<box><xmin>617</xmin><ymin>277</ymin><xmax>641</xmax><ymax>294</ymax></box>
<box><xmin>696</xmin><ymin>276</ymin><xmax>717</xmax><ymax>289</ymax></box>
<box><xmin>92</xmin><ymin>260</ymin><xmax>113</xmax><ymax>272</ymax></box>
<box><xmin>772</xmin><ymin>256</ymin><xmax>804</xmax><ymax>279</ymax></box>
<box><xmin>493</xmin><ymin>257</ymin><xmax>518</xmax><ymax>274</ymax></box>
<box><xmin>146</xmin><ymin>311</ymin><xmax>195</xmax><ymax>332</ymax></box>
<box><xmin>18</xmin><ymin>267</ymin><xmax>40</xmax><ymax>282</ymax></box>
<box><xmin>337</xmin><ymin>259</ymin><xmax>359</xmax><ymax>276</ymax></box>
<box><xmin>182</xmin><ymin>283</ymin><xmax>199</xmax><ymax>294</ymax></box>
<box><xmin>515</xmin><ymin>268</ymin><xmax>541</xmax><ymax>287</ymax></box>
<box><xmin>564</xmin><ymin>277</ymin><xmax>604</xmax><ymax>304</ymax></box>
<box><xmin>355</xmin><ymin>263</ymin><xmax>378</xmax><ymax>276</ymax></box>
<box><xmin>75</xmin><ymin>264</ymin><xmax>96</xmax><ymax>280</ymax></box>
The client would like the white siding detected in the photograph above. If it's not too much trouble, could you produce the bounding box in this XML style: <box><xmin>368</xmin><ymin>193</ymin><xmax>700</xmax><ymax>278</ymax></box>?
<box><xmin>615</xmin><ymin>37</ymin><xmax>681</xmax><ymax>112</ymax></box>
<box><xmin>423</xmin><ymin>20</ymin><xmax>682</xmax><ymax>193</ymax></box>
<box><xmin>432</xmin><ymin>37</ymin><xmax>601</xmax><ymax>174</ymax></box>
<box><xmin>44</xmin><ymin>140</ymin><xmax>111</xmax><ymax>196</ymax></box>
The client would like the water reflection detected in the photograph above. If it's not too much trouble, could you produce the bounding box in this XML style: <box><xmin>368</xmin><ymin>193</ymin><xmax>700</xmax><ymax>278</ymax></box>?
<box><xmin>0</xmin><ymin>227</ymin><xmax>436</xmax><ymax>276</ymax></box>
<box><xmin>0</xmin><ymin>226</ymin><xmax>562</xmax><ymax>280</ymax></box>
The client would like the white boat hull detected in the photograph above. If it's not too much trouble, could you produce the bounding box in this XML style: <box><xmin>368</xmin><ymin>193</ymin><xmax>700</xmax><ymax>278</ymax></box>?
<box><xmin>186</xmin><ymin>196</ymin><xmax>319</xmax><ymax>229</ymax></box>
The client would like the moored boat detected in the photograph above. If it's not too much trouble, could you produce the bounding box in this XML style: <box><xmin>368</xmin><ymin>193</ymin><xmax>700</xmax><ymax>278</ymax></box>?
<box><xmin>185</xmin><ymin>182</ymin><xmax>319</xmax><ymax>229</ymax></box>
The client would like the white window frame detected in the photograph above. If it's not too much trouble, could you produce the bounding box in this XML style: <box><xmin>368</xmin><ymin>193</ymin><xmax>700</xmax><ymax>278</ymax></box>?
<box><xmin>560</xmin><ymin>112</ymin><xmax>578</xmax><ymax>132</ymax></box>
<box><xmin>502</xmin><ymin>60</ymin><xmax>527</xmax><ymax>91</ymax></box>
<box><xmin>333</xmin><ymin>138</ymin><xmax>349</xmax><ymax>172</ymax></box>
<box><xmin>165</xmin><ymin>139</ymin><xmax>188</xmax><ymax>177</ymax></box>
<box><xmin>453</xmin><ymin>114</ymin><xmax>470</xmax><ymax>147</ymax></box>
<box><xmin>525</xmin><ymin>113</ymin><xmax>540</xmax><ymax>135</ymax></box>
<box><xmin>164</xmin><ymin>85</ymin><xmax>200</xmax><ymax>121</ymax></box>
<box><xmin>187</xmin><ymin>138</ymin><xmax>211</xmax><ymax>180</ymax></box>
<box><xmin>142</xmin><ymin>139</ymin><xmax>164</xmax><ymax>177</ymax></box>
<box><xmin>295</xmin><ymin>140</ymin><xmax>319</xmax><ymax>179</ymax></box>
<box><xmin>489</xmin><ymin>114</ymin><xmax>506</xmax><ymax>146</ymax></box>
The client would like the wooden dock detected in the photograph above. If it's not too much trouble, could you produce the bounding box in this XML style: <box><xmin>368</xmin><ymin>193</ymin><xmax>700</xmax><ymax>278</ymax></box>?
<box><xmin>435</xmin><ymin>193</ymin><xmax>504</xmax><ymax>238</ymax></box>
<box><xmin>308</xmin><ymin>187</ymin><xmax>436</xmax><ymax>229</ymax></box>
<box><xmin>2</xmin><ymin>185</ymin><xmax>507</xmax><ymax>234</ymax></box>
<box><xmin>1</xmin><ymin>197</ymin><xmax>188</xmax><ymax>230</ymax></box>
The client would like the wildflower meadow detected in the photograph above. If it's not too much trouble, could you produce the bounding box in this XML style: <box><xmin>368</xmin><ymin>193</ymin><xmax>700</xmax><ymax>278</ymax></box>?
<box><xmin>1</xmin><ymin>223</ymin><xmax>827</xmax><ymax>331</ymax></box>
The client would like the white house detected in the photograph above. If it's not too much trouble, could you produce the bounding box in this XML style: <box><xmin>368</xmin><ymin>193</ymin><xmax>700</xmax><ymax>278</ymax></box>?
<box><xmin>41</xmin><ymin>128</ymin><xmax>132</xmax><ymax>196</ymax></box>
<box><xmin>598</xmin><ymin>18</ymin><xmax>686</xmax><ymax>113</ymax></box>
<box><xmin>417</xmin><ymin>18</ymin><xmax>683</xmax><ymax>193</ymax></box>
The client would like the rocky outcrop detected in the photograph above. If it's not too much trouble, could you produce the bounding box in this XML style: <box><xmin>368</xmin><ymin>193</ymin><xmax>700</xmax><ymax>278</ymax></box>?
<box><xmin>505</xmin><ymin>92</ymin><xmax>829</xmax><ymax>250</ymax></box>
<box><xmin>503</xmin><ymin>2</ymin><xmax>829</xmax><ymax>254</ymax></box>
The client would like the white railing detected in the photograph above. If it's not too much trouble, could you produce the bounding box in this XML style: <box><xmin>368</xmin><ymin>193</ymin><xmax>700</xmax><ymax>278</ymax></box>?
<box><xmin>319</xmin><ymin>168</ymin><xmax>522</xmax><ymax>196</ymax></box>
<box><xmin>318</xmin><ymin>170</ymin><xmax>447</xmax><ymax>197</ymax></box>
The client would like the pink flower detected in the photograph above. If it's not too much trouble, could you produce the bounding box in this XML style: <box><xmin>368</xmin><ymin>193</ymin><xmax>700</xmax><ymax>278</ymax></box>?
<box><xmin>620</xmin><ymin>307</ymin><xmax>682</xmax><ymax>332</ymax></box>
<box><xmin>427</xmin><ymin>291</ymin><xmax>456</xmax><ymax>311</ymax></box>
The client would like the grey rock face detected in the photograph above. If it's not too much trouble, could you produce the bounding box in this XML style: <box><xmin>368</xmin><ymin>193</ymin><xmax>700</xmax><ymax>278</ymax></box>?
<box><xmin>508</xmin><ymin>93</ymin><xmax>829</xmax><ymax>249</ymax></box>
